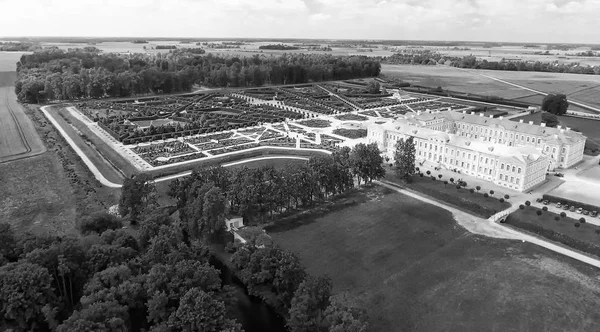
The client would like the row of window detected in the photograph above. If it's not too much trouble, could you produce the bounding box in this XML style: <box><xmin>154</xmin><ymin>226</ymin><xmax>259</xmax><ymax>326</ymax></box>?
<box><xmin>500</xmin><ymin>174</ymin><xmax>520</xmax><ymax>185</ymax></box>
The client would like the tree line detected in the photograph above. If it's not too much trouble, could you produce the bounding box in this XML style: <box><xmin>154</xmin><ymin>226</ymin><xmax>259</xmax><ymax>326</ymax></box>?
<box><xmin>15</xmin><ymin>48</ymin><xmax>381</xmax><ymax>103</ymax></box>
<box><xmin>0</xmin><ymin>144</ymin><xmax>386</xmax><ymax>331</ymax></box>
<box><xmin>381</xmin><ymin>51</ymin><xmax>600</xmax><ymax>75</ymax></box>
<box><xmin>0</xmin><ymin>41</ymin><xmax>42</xmax><ymax>52</ymax></box>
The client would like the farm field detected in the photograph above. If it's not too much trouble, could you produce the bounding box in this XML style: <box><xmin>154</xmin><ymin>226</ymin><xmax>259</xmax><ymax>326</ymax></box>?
<box><xmin>0</xmin><ymin>153</ymin><xmax>77</xmax><ymax>235</ymax></box>
<box><xmin>0</xmin><ymin>85</ymin><xmax>46</xmax><ymax>163</ymax></box>
<box><xmin>382</xmin><ymin>64</ymin><xmax>600</xmax><ymax>112</ymax></box>
<box><xmin>270</xmin><ymin>185</ymin><xmax>600</xmax><ymax>332</ymax></box>
<box><xmin>0</xmin><ymin>51</ymin><xmax>27</xmax><ymax>72</ymax></box>
<box><xmin>510</xmin><ymin>113</ymin><xmax>600</xmax><ymax>144</ymax></box>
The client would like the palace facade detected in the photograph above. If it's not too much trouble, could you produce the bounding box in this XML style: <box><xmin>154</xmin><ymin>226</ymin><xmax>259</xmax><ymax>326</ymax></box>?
<box><xmin>368</xmin><ymin>110</ymin><xmax>586</xmax><ymax>192</ymax></box>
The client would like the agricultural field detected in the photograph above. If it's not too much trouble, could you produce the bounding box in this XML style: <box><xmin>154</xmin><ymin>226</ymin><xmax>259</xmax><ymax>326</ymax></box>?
<box><xmin>510</xmin><ymin>113</ymin><xmax>600</xmax><ymax>147</ymax></box>
<box><xmin>0</xmin><ymin>85</ymin><xmax>46</xmax><ymax>163</ymax></box>
<box><xmin>382</xmin><ymin>64</ymin><xmax>600</xmax><ymax>112</ymax></box>
<box><xmin>0</xmin><ymin>51</ymin><xmax>27</xmax><ymax>72</ymax></box>
<box><xmin>270</xmin><ymin>186</ymin><xmax>600</xmax><ymax>332</ymax></box>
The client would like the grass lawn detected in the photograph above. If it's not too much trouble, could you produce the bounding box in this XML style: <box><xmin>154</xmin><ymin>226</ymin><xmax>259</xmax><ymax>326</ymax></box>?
<box><xmin>384</xmin><ymin>172</ymin><xmax>511</xmax><ymax>218</ymax></box>
<box><xmin>271</xmin><ymin>185</ymin><xmax>600</xmax><ymax>332</ymax></box>
<box><xmin>0</xmin><ymin>153</ymin><xmax>77</xmax><ymax>235</ymax></box>
<box><xmin>505</xmin><ymin>206</ymin><xmax>600</xmax><ymax>256</ymax></box>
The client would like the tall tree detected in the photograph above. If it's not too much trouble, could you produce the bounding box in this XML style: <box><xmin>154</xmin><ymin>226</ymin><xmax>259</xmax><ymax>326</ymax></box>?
<box><xmin>394</xmin><ymin>136</ymin><xmax>416</xmax><ymax>181</ymax></box>
<box><xmin>324</xmin><ymin>298</ymin><xmax>369</xmax><ymax>332</ymax></box>
<box><xmin>541</xmin><ymin>94</ymin><xmax>569</xmax><ymax>115</ymax></box>
<box><xmin>288</xmin><ymin>275</ymin><xmax>333</xmax><ymax>332</ymax></box>
<box><xmin>119</xmin><ymin>173</ymin><xmax>158</xmax><ymax>225</ymax></box>
<box><xmin>350</xmin><ymin>143</ymin><xmax>386</xmax><ymax>185</ymax></box>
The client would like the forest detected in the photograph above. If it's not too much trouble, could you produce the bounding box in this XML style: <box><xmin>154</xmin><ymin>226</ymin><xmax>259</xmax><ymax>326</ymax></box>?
<box><xmin>14</xmin><ymin>48</ymin><xmax>381</xmax><ymax>103</ymax></box>
<box><xmin>0</xmin><ymin>41</ymin><xmax>42</xmax><ymax>52</ymax></box>
<box><xmin>1</xmin><ymin>145</ymin><xmax>387</xmax><ymax>332</ymax></box>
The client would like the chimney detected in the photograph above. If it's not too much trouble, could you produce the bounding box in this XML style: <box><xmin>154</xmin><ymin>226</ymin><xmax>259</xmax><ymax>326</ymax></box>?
<box><xmin>557</xmin><ymin>125</ymin><xmax>562</xmax><ymax>129</ymax></box>
<box><xmin>566</xmin><ymin>127</ymin><xmax>571</xmax><ymax>131</ymax></box>
<box><xmin>519</xmin><ymin>119</ymin><xmax>523</xmax><ymax>123</ymax></box>
<box><xmin>489</xmin><ymin>115</ymin><xmax>493</xmax><ymax>118</ymax></box>
<box><xmin>560</xmin><ymin>129</ymin><xmax>565</xmax><ymax>133</ymax></box>
<box><xmin>462</xmin><ymin>110</ymin><xmax>466</xmax><ymax>114</ymax></box>
<box><xmin>479</xmin><ymin>113</ymin><xmax>484</xmax><ymax>117</ymax></box>
<box><xmin>499</xmin><ymin>116</ymin><xmax>504</xmax><ymax>120</ymax></box>
<box><xmin>541</xmin><ymin>122</ymin><xmax>546</xmax><ymax>127</ymax></box>
<box><xmin>528</xmin><ymin>121</ymin><xmax>533</xmax><ymax>125</ymax></box>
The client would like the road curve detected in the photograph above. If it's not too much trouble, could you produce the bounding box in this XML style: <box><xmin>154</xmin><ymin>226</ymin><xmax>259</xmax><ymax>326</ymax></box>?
<box><xmin>376</xmin><ymin>180</ymin><xmax>600</xmax><ymax>269</ymax></box>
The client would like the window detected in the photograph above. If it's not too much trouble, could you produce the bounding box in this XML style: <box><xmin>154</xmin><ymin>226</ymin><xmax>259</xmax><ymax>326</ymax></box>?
<box><xmin>516</xmin><ymin>178</ymin><xmax>520</xmax><ymax>185</ymax></box>
<box><xmin>462</xmin><ymin>162</ymin><xmax>465</xmax><ymax>167</ymax></box>
<box><xmin>468</xmin><ymin>153</ymin><xmax>471</xmax><ymax>159</ymax></box>
<box><xmin>512</xmin><ymin>166</ymin><xmax>516</xmax><ymax>172</ymax></box>
<box><xmin>526</xmin><ymin>137</ymin><xmax>530</xmax><ymax>143</ymax></box>
<box><xmin>479</xmin><ymin>166</ymin><xmax>482</xmax><ymax>172</ymax></box>
<box><xmin>467</xmin><ymin>163</ymin><xmax>470</xmax><ymax>169</ymax></box>
<box><xmin>561</xmin><ymin>157</ymin><xmax>565</xmax><ymax>162</ymax></box>
<box><xmin>485</xmin><ymin>157</ymin><xmax>489</xmax><ymax>164</ymax></box>
<box><xmin>484</xmin><ymin>167</ymin><xmax>488</xmax><ymax>174</ymax></box>
<box><xmin>424</xmin><ymin>143</ymin><xmax>427</xmax><ymax>148</ymax></box>
<box><xmin>537</xmin><ymin>138</ymin><xmax>541</xmax><ymax>144</ymax></box>
<box><xmin>518</xmin><ymin>168</ymin><xmax>521</xmax><ymax>174</ymax></box>
<box><xmin>462</xmin><ymin>152</ymin><xmax>465</xmax><ymax>158</ymax></box>
<box><xmin>444</xmin><ymin>157</ymin><xmax>447</xmax><ymax>162</ymax></box>
<box><xmin>511</xmin><ymin>177</ymin><xmax>514</xmax><ymax>183</ymax></box>
<box><xmin>505</xmin><ymin>175</ymin><xmax>509</xmax><ymax>181</ymax></box>
<box><xmin>501</xmin><ymin>163</ymin><xmax>504</xmax><ymax>170</ymax></box>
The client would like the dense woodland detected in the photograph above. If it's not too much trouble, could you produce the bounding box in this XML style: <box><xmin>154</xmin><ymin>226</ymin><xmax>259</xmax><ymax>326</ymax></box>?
<box><xmin>382</xmin><ymin>50</ymin><xmax>600</xmax><ymax>75</ymax></box>
<box><xmin>0</xmin><ymin>41</ymin><xmax>42</xmax><ymax>52</ymax></box>
<box><xmin>15</xmin><ymin>48</ymin><xmax>380</xmax><ymax>103</ymax></box>
<box><xmin>1</xmin><ymin>145</ymin><xmax>386</xmax><ymax>332</ymax></box>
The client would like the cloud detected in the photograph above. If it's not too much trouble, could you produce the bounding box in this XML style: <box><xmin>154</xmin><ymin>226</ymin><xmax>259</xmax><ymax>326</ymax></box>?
<box><xmin>0</xmin><ymin>0</ymin><xmax>598</xmax><ymax>43</ymax></box>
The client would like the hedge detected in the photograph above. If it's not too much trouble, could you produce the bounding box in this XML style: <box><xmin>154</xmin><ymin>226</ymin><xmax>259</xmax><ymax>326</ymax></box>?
<box><xmin>506</xmin><ymin>217</ymin><xmax>600</xmax><ymax>257</ymax></box>
<box><xmin>542</xmin><ymin>194</ymin><xmax>600</xmax><ymax>212</ymax></box>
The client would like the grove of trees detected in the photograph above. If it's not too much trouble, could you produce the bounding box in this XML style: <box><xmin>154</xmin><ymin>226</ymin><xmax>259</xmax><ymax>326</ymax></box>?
<box><xmin>15</xmin><ymin>48</ymin><xmax>381</xmax><ymax>103</ymax></box>
<box><xmin>541</xmin><ymin>94</ymin><xmax>569</xmax><ymax>115</ymax></box>
<box><xmin>394</xmin><ymin>137</ymin><xmax>416</xmax><ymax>181</ymax></box>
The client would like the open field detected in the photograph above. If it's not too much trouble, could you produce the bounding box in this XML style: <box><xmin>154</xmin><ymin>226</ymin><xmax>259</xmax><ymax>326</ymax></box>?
<box><xmin>271</xmin><ymin>185</ymin><xmax>600</xmax><ymax>332</ymax></box>
<box><xmin>0</xmin><ymin>153</ymin><xmax>77</xmax><ymax>235</ymax></box>
<box><xmin>384</xmin><ymin>172</ymin><xmax>511</xmax><ymax>218</ymax></box>
<box><xmin>0</xmin><ymin>86</ymin><xmax>46</xmax><ymax>163</ymax></box>
<box><xmin>382</xmin><ymin>64</ymin><xmax>600</xmax><ymax>112</ymax></box>
<box><xmin>0</xmin><ymin>52</ymin><xmax>27</xmax><ymax>72</ymax></box>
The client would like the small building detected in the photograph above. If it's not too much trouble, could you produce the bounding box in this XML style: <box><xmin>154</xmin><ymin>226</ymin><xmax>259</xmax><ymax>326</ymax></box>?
<box><xmin>226</xmin><ymin>216</ymin><xmax>244</xmax><ymax>231</ymax></box>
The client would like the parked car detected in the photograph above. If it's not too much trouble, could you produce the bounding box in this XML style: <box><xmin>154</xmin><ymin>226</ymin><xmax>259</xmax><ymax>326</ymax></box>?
<box><xmin>591</xmin><ymin>211</ymin><xmax>598</xmax><ymax>218</ymax></box>
<box><xmin>570</xmin><ymin>206</ymin><xmax>576</xmax><ymax>212</ymax></box>
<box><xmin>554</xmin><ymin>172</ymin><xmax>565</xmax><ymax>177</ymax></box>
<box><xmin>577</xmin><ymin>208</ymin><xmax>583</xmax><ymax>214</ymax></box>
<box><xmin>583</xmin><ymin>210</ymin><xmax>590</xmax><ymax>216</ymax></box>
<box><xmin>536</xmin><ymin>198</ymin><xmax>543</xmax><ymax>203</ymax></box>
<box><xmin>543</xmin><ymin>200</ymin><xmax>549</xmax><ymax>205</ymax></box>
<box><xmin>563</xmin><ymin>205</ymin><xmax>570</xmax><ymax>210</ymax></box>
<box><xmin>556</xmin><ymin>203</ymin><xmax>562</xmax><ymax>208</ymax></box>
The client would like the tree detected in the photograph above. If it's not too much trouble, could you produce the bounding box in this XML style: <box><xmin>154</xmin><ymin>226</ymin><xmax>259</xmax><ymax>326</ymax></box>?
<box><xmin>0</xmin><ymin>222</ymin><xmax>17</xmax><ymax>262</ymax></box>
<box><xmin>579</xmin><ymin>217</ymin><xmax>586</xmax><ymax>224</ymax></box>
<box><xmin>78</xmin><ymin>212</ymin><xmax>122</xmax><ymax>235</ymax></box>
<box><xmin>504</xmin><ymin>194</ymin><xmax>510</xmax><ymax>200</ymax></box>
<box><xmin>475</xmin><ymin>185</ymin><xmax>481</xmax><ymax>193</ymax></box>
<box><xmin>366</xmin><ymin>81</ymin><xmax>380</xmax><ymax>94</ymax></box>
<box><xmin>438</xmin><ymin>174</ymin><xmax>442</xmax><ymax>179</ymax></box>
<box><xmin>56</xmin><ymin>300</ymin><xmax>129</xmax><ymax>332</ymax></box>
<box><xmin>443</xmin><ymin>181</ymin><xmax>448</xmax><ymax>187</ymax></box>
<box><xmin>0</xmin><ymin>262</ymin><xmax>58</xmax><ymax>331</ymax></box>
<box><xmin>483</xmin><ymin>193</ymin><xmax>489</xmax><ymax>198</ymax></box>
<box><xmin>350</xmin><ymin>143</ymin><xmax>385</xmax><ymax>185</ymax></box>
<box><xmin>489</xmin><ymin>190</ymin><xmax>494</xmax><ymax>196</ymax></box>
<box><xmin>542</xmin><ymin>206</ymin><xmax>548</xmax><ymax>211</ymax></box>
<box><xmin>393</xmin><ymin>137</ymin><xmax>416</xmax><ymax>181</ymax></box>
<box><xmin>525</xmin><ymin>200</ymin><xmax>531</xmax><ymax>206</ymax></box>
<box><xmin>324</xmin><ymin>298</ymin><xmax>369</xmax><ymax>332</ymax></box>
<box><xmin>555</xmin><ymin>216</ymin><xmax>560</xmax><ymax>221</ymax></box>
<box><xmin>519</xmin><ymin>204</ymin><xmax>525</xmax><ymax>209</ymax></box>
<box><xmin>541</xmin><ymin>112</ymin><xmax>559</xmax><ymax>127</ymax></box>
<box><xmin>470</xmin><ymin>188</ymin><xmax>475</xmax><ymax>194</ymax></box>
<box><xmin>168</xmin><ymin>288</ymin><xmax>242</xmax><ymax>332</ymax></box>
<box><xmin>541</xmin><ymin>94</ymin><xmax>569</xmax><ymax>115</ymax></box>
<box><xmin>499</xmin><ymin>198</ymin><xmax>505</xmax><ymax>203</ymax></box>
<box><xmin>288</xmin><ymin>276</ymin><xmax>333</xmax><ymax>332</ymax></box>
<box><xmin>119</xmin><ymin>173</ymin><xmax>158</xmax><ymax>225</ymax></box>
<box><xmin>201</xmin><ymin>186</ymin><xmax>227</xmax><ymax>241</ymax></box>
<box><xmin>575</xmin><ymin>222</ymin><xmax>581</xmax><ymax>228</ymax></box>
<box><xmin>560</xmin><ymin>212</ymin><xmax>567</xmax><ymax>218</ymax></box>
<box><xmin>450</xmin><ymin>178</ymin><xmax>454</xmax><ymax>183</ymax></box>
<box><xmin>537</xmin><ymin>210</ymin><xmax>543</xmax><ymax>216</ymax></box>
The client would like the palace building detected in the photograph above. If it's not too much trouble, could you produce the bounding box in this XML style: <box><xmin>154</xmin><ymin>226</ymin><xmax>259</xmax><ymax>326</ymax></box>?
<box><xmin>367</xmin><ymin>110</ymin><xmax>586</xmax><ymax>192</ymax></box>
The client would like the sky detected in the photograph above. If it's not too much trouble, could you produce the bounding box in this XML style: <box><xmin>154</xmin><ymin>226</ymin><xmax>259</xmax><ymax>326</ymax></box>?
<box><xmin>0</xmin><ymin>0</ymin><xmax>599</xmax><ymax>43</ymax></box>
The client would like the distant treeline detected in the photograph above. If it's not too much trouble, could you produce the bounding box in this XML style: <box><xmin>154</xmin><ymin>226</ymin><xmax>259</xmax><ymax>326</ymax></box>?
<box><xmin>15</xmin><ymin>48</ymin><xmax>381</xmax><ymax>103</ymax></box>
<box><xmin>258</xmin><ymin>44</ymin><xmax>300</xmax><ymax>50</ymax></box>
<box><xmin>382</xmin><ymin>51</ymin><xmax>600</xmax><ymax>75</ymax></box>
<box><xmin>132</xmin><ymin>39</ymin><xmax>148</xmax><ymax>44</ymax></box>
<box><xmin>0</xmin><ymin>42</ymin><xmax>41</xmax><ymax>52</ymax></box>
<box><xmin>155</xmin><ymin>45</ymin><xmax>177</xmax><ymax>50</ymax></box>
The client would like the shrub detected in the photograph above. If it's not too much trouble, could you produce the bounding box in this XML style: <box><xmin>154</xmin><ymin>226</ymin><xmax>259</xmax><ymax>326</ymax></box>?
<box><xmin>415</xmin><ymin>167</ymin><xmax>420</xmax><ymax>172</ymax></box>
<box><xmin>554</xmin><ymin>216</ymin><xmax>560</xmax><ymax>221</ymax></box>
<box><xmin>443</xmin><ymin>181</ymin><xmax>448</xmax><ymax>186</ymax></box>
<box><xmin>596</xmin><ymin>229</ymin><xmax>600</xmax><ymax>235</ymax></box>
<box><xmin>419</xmin><ymin>173</ymin><xmax>424</xmax><ymax>177</ymax></box>
<box><xmin>490</xmin><ymin>190</ymin><xmax>494</xmax><ymax>195</ymax></box>
<box><xmin>525</xmin><ymin>201</ymin><xmax>531</xmax><ymax>206</ymax></box>
<box><xmin>579</xmin><ymin>218</ymin><xmax>586</xmax><ymax>224</ymax></box>
<box><xmin>483</xmin><ymin>193</ymin><xmax>489</xmax><ymax>198</ymax></box>
<box><xmin>456</xmin><ymin>185</ymin><xmax>461</xmax><ymax>190</ymax></box>
<box><xmin>542</xmin><ymin>206</ymin><xmax>548</xmax><ymax>211</ymax></box>
<box><xmin>476</xmin><ymin>185</ymin><xmax>481</xmax><ymax>192</ymax></box>
<box><xmin>426</xmin><ymin>171</ymin><xmax>431</xmax><ymax>175</ymax></box>
<box><xmin>560</xmin><ymin>212</ymin><xmax>566</xmax><ymax>218</ymax></box>
<box><xmin>450</xmin><ymin>178</ymin><xmax>454</xmax><ymax>183</ymax></box>
<box><xmin>438</xmin><ymin>174</ymin><xmax>442</xmax><ymax>179</ymax></box>
<box><xmin>519</xmin><ymin>204</ymin><xmax>525</xmax><ymax>209</ymax></box>
<box><xmin>461</xmin><ymin>181</ymin><xmax>467</xmax><ymax>187</ymax></box>
<box><xmin>504</xmin><ymin>194</ymin><xmax>510</xmax><ymax>200</ymax></box>
<box><xmin>431</xmin><ymin>176</ymin><xmax>436</xmax><ymax>181</ymax></box>
<box><xmin>536</xmin><ymin>210</ymin><xmax>542</xmax><ymax>216</ymax></box>
<box><xmin>575</xmin><ymin>222</ymin><xmax>581</xmax><ymax>228</ymax></box>
<box><xmin>499</xmin><ymin>198</ymin><xmax>505</xmax><ymax>203</ymax></box>
<box><xmin>78</xmin><ymin>212</ymin><xmax>123</xmax><ymax>235</ymax></box>
<box><xmin>470</xmin><ymin>188</ymin><xmax>475</xmax><ymax>194</ymax></box>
